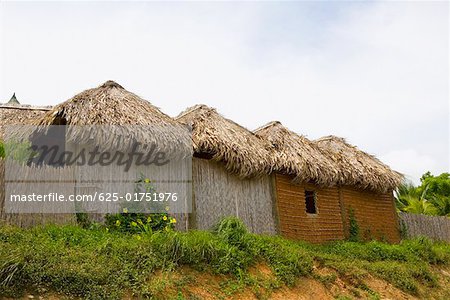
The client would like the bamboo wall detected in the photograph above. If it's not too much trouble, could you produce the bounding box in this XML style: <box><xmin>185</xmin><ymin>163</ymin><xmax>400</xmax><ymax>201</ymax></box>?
<box><xmin>68</xmin><ymin>142</ymin><xmax>192</xmax><ymax>216</ymax></box>
<box><xmin>0</xmin><ymin>158</ymin><xmax>76</xmax><ymax>226</ymax></box>
<box><xmin>275</xmin><ymin>174</ymin><xmax>345</xmax><ymax>243</ymax></box>
<box><xmin>399</xmin><ymin>212</ymin><xmax>450</xmax><ymax>242</ymax></box>
<box><xmin>340</xmin><ymin>187</ymin><xmax>400</xmax><ymax>243</ymax></box>
<box><xmin>191</xmin><ymin>158</ymin><xmax>277</xmax><ymax>234</ymax></box>
<box><xmin>0</xmin><ymin>157</ymin><xmax>191</xmax><ymax>226</ymax></box>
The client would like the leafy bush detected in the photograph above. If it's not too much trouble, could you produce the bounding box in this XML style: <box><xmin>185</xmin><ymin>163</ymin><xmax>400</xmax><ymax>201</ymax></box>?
<box><xmin>212</xmin><ymin>217</ymin><xmax>248</xmax><ymax>247</ymax></box>
<box><xmin>104</xmin><ymin>211</ymin><xmax>175</xmax><ymax>234</ymax></box>
<box><xmin>104</xmin><ymin>174</ymin><xmax>177</xmax><ymax>234</ymax></box>
<box><xmin>396</xmin><ymin>172</ymin><xmax>450</xmax><ymax>216</ymax></box>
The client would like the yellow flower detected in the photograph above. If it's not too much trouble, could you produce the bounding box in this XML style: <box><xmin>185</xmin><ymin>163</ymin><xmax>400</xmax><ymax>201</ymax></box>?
<box><xmin>170</xmin><ymin>218</ymin><xmax>177</xmax><ymax>224</ymax></box>
<box><xmin>165</xmin><ymin>206</ymin><xmax>170</xmax><ymax>212</ymax></box>
<box><xmin>163</xmin><ymin>216</ymin><xmax>168</xmax><ymax>221</ymax></box>
<box><xmin>144</xmin><ymin>178</ymin><xmax>151</xmax><ymax>183</ymax></box>
<box><xmin>131</xmin><ymin>221</ymin><xmax>137</xmax><ymax>227</ymax></box>
<box><xmin>122</xmin><ymin>208</ymin><xmax>128</xmax><ymax>213</ymax></box>
<box><xmin>115</xmin><ymin>220</ymin><xmax>121</xmax><ymax>226</ymax></box>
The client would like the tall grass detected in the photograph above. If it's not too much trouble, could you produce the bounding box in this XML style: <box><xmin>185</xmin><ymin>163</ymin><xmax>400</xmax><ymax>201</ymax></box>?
<box><xmin>0</xmin><ymin>217</ymin><xmax>449</xmax><ymax>299</ymax></box>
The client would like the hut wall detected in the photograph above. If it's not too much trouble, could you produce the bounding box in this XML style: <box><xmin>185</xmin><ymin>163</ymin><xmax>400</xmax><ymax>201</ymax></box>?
<box><xmin>340</xmin><ymin>187</ymin><xmax>400</xmax><ymax>243</ymax></box>
<box><xmin>192</xmin><ymin>158</ymin><xmax>277</xmax><ymax>234</ymax></box>
<box><xmin>274</xmin><ymin>174</ymin><xmax>345</xmax><ymax>243</ymax></box>
<box><xmin>69</xmin><ymin>142</ymin><xmax>192</xmax><ymax>218</ymax></box>
<box><xmin>0</xmin><ymin>158</ymin><xmax>76</xmax><ymax>227</ymax></box>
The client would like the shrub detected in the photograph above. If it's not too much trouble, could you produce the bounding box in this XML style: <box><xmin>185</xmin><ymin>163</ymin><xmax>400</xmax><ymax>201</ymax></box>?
<box><xmin>104</xmin><ymin>211</ymin><xmax>175</xmax><ymax>234</ymax></box>
<box><xmin>212</xmin><ymin>217</ymin><xmax>248</xmax><ymax>247</ymax></box>
<box><xmin>75</xmin><ymin>212</ymin><xmax>92</xmax><ymax>229</ymax></box>
<box><xmin>104</xmin><ymin>174</ymin><xmax>177</xmax><ymax>234</ymax></box>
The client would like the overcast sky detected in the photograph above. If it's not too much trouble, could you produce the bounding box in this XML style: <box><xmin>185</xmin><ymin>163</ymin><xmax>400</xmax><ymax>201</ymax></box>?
<box><xmin>0</xmin><ymin>1</ymin><xmax>448</xmax><ymax>184</ymax></box>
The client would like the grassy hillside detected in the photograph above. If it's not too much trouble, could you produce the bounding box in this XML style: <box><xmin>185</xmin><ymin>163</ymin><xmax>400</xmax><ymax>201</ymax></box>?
<box><xmin>1</xmin><ymin>218</ymin><xmax>449</xmax><ymax>299</ymax></box>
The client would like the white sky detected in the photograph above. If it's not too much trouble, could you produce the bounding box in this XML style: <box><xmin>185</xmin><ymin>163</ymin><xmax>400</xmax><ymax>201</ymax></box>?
<box><xmin>0</xmin><ymin>1</ymin><xmax>448</xmax><ymax>184</ymax></box>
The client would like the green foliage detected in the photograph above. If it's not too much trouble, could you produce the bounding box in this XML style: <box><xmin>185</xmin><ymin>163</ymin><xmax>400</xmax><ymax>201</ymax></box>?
<box><xmin>401</xmin><ymin>237</ymin><xmax>450</xmax><ymax>265</ymax></box>
<box><xmin>419</xmin><ymin>172</ymin><xmax>450</xmax><ymax>196</ymax></box>
<box><xmin>212</xmin><ymin>217</ymin><xmax>248</xmax><ymax>247</ymax></box>
<box><xmin>399</xmin><ymin>220</ymin><xmax>408</xmax><ymax>239</ymax></box>
<box><xmin>1</xmin><ymin>140</ymin><xmax>36</xmax><ymax>163</ymax></box>
<box><xmin>395</xmin><ymin>183</ymin><xmax>434</xmax><ymax>214</ymax></box>
<box><xmin>319</xmin><ymin>237</ymin><xmax>450</xmax><ymax>266</ymax></box>
<box><xmin>314</xmin><ymin>237</ymin><xmax>450</xmax><ymax>294</ymax></box>
<box><xmin>104</xmin><ymin>174</ymin><xmax>176</xmax><ymax>234</ymax></box>
<box><xmin>105</xmin><ymin>211</ymin><xmax>175</xmax><ymax>234</ymax></box>
<box><xmin>429</xmin><ymin>194</ymin><xmax>450</xmax><ymax>217</ymax></box>
<box><xmin>0</xmin><ymin>220</ymin><xmax>449</xmax><ymax>299</ymax></box>
<box><xmin>0</xmin><ymin>221</ymin><xmax>313</xmax><ymax>298</ymax></box>
<box><xmin>251</xmin><ymin>235</ymin><xmax>313</xmax><ymax>285</ymax></box>
<box><xmin>0</xmin><ymin>142</ymin><xmax>4</xmax><ymax>158</ymax></box>
<box><xmin>348</xmin><ymin>208</ymin><xmax>360</xmax><ymax>242</ymax></box>
<box><xmin>395</xmin><ymin>172</ymin><xmax>450</xmax><ymax>217</ymax></box>
<box><xmin>403</xmin><ymin>197</ymin><xmax>437</xmax><ymax>215</ymax></box>
<box><xmin>75</xmin><ymin>212</ymin><xmax>92</xmax><ymax>229</ymax></box>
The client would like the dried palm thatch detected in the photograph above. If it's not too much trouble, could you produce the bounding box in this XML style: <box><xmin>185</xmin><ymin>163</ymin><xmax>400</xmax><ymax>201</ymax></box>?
<box><xmin>254</xmin><ymin>121</ymin><xmax>340</xmax><ymax>186</ymax></box>
<box><xmin>314</xmin><ymin>136</ymin><xmax>403</xmax><ymax>192</ymax></box>
<box><xmin>0</xmin><ymin>105</ymin><xmax>50</xmax><ymax>141</ymax></box>
<box><xmin>29</xmin><ymin>80</ymin><xmax>190</xmax><ymax>155</ymax></box>
<box><xmin>176</xmin><ymin>105</ymin><xmax>274</xmax><ymax>178</ymax></box>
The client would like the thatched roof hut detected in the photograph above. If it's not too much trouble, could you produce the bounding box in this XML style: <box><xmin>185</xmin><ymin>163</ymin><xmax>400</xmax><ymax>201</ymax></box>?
<box><xmin>254</xmin><ymin>121</ymin><xmax>340</xmax><ymax>186</ymax></box>
<box><xmin>0</xmin><ymin>105</ymin><xmax>50</xmax><ymax>141</ymax></box>
<box><xmin>176</xmin><ymin>105</ymin><xmax>274</xmax><ymax>177</ymax></box>
<box><xmin>31</xmin><ymin>80</ymin><xmax>190</xmax><ymax>154</ymax></box>
<box><xmin>314</xmin><ymin>136</ymin><xmax>403</xmax><ymax>192</ymax></box>
<box><xmin>6</xmin><ymin>93</ymin><xmax>20</xmax><ymax>106</ymax></box>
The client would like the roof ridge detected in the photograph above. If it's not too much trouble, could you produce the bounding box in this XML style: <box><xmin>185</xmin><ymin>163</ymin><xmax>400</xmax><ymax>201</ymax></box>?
<box><xmin>175</xmin><ymin>104</ymin><xmax>212</xmax><ymax>119</ymax></box>
<box><xmin>253</xmin><ymin>121</ymin><xmax>282</xmax><ymax>133</ymax></box>
<box><xmin>0</xmin><ymin>105</ymin><xmax>51</xmax><ymax>111</ymax></box>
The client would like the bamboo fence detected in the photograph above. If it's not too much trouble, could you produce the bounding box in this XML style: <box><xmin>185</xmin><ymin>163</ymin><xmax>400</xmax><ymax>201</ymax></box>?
<box><xmin>399</xmin><ymin>212</ymin><xmax>450</xmax><ymax>242</ymax></box>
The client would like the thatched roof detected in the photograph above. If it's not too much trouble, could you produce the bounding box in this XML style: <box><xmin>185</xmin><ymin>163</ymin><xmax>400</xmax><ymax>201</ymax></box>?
<box><xmin>30</xmin><ymin>80</ymin><xmax>191</xmax><ymax>154</ymax></box>
<box><xmin>36</xmin><ymin>81</ymin><xmax>176</xmax><ymax>126</ymax></box>
<box><xmin>314</xmin><ymin>136</ymin><xmax>403</xmax><ymax>192</ymax></box>
<box><xmin>254</xmin><ymin>121</ymin><xmax>340</xmax><ymax>186</ymax></box>
<box><xmin>6</xmin><ymin>93</ymin><xmax>20</xmax><ymax>106</ymax></box>
<box><xmin>176</xmin><ymin>105</ymin><xmax>274</xmax><ymax>177</ymax></box>
<box><xmin>0</xmin><ymin>105</ymin><xmax>50</xmax><ymax>141</ymax></box>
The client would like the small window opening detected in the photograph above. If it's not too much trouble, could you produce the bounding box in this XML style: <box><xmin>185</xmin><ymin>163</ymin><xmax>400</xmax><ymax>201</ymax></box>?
<box><xmin>305</xmin><ymin>190</ymin><xmax>317</xmax><ymax>214</ymax></box>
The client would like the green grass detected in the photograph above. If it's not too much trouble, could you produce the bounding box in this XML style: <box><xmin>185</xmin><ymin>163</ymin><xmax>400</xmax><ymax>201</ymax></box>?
<box><xmin>0</xmin><ymin>218</ymin><xmax>449</xmax><ymax>299</ymax></box>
